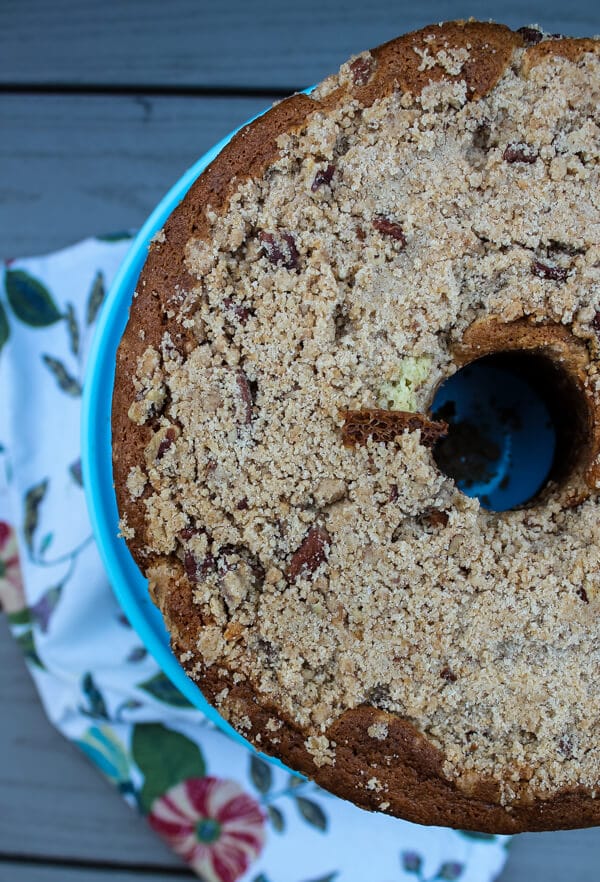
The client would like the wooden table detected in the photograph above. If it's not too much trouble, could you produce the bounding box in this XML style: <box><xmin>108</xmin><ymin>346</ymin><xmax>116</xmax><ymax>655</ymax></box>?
<box><xmin>1</xmin><ymin>2</ymin><xmax>599</xmax><ymax>879</ymax></box>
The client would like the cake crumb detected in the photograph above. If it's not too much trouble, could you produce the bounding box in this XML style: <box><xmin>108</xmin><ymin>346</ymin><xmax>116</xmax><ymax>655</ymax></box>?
<box><xmin>118</xmin><ymin>514</ymin><xmax>135</xmax><ymax>540</ymax></box>
<box><xmin>367</xmin><ymin>722</ymin><xmax>389</xmax><ymax>741</ymax></box>
<box><xmin>196</xmin><ymin>626</ymin><xmax>224</xmax><ymax>666</ymax></box>
<box><xmin>366</xmin><ymin>777</ymin><xmax>383</xmax><ymax>792</ymax></box>
<box><xmin>305</xmin><ymin>735</ymin><xmax>336</xmax><ymax>767</ymax></box>
<box><xmin>314</xmin><ymin>478</ymin><xmax>347</xmax><ymax>506</ymax></box>
<box><xmin>126</xmin><ymin>466</ymin><xmax>147</xmax><ymax>499</ymax></box>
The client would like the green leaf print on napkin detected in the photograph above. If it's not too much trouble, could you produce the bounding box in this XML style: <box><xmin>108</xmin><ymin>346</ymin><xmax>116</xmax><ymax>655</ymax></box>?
<box><xmin>81</xmin><ymin>672</ymin><xmax>110</xmax><ymax>719</ymax></box>
<box><xmin>132</xmin><ymin>723</ymin><xmax>206</xmax><ymax>814</ymax></box>
<box><xmin>86</xmin><ymin>270</ymin><xmax>105</xmax><ymax>325</ymax></box>
<box><xmin>65</xmin><ymin>302</ymin><xmax>80</xmax><ymax>356</ymax></box>
<box><xmin>137</xmin><ymin>671</ymin><xmax>192</xmax><ymax>708</ymax></box>
<box><xmin>69</xmin><ymin>459</ymin><xmax>83</xmax><ymax>487</ymax></box>
<box><xmin>295</xmin><ymin>796</ymin><xmax>327</xmax><ymax>832</ymax></box>
<box><xmin>247</xmin><ymin>755</ymin><xmax>329</xmax><ymax>838</ymax></box>
<box><xmin>15</xmin><ymin>628</ymin><xmax>43</xmax><ymax>668</ymax></box>
<box><xmin>23</xmin><ymin>479</ymin><xmax>48</xmax><ymax>553</ymax></box>
<box><xmin>402</xmin><ymin>851</ymin><xmax>464</xmax><ymax>881</ymax></box>
<box><xmin>42</xmin><ymin>354</ymin><xmax>82</xmax><ymax>396</ymax></box>
<box><xmin>437</xmin><ymin>863</ymin><xmax>464</xmax><ymax>881</ymax></box>
<box><xmin>0</xmin><ymin>300</ymin><xmax>9</xmax><ymax>353</ymax></box>
<box><xmin>250</xmin><ymin>754</ymin><xmax>273</xmax><ymax>795</ymax></box>
<box><xmin>5</xmin><ymin>269</ymin><xmax>62</xmax><ymax>326</ymax></box>
<box><xmin>7</xmin><ymin>608</ymin><xmax>31</xmax><ymax>626</ymax></box>
<box><xmin>39</xmin><ymin>532</ymin><xmax>53</xmax><ymax>555</ymax></box>
<box><xmin>266</xmin><ymin>804</ymin><xmax>284</xmax><ymax>832</ymax></box>
<box><xmin>303</xmin><ymin>875</ymin><xmax>338</xmax><ymax>882</ymax></box>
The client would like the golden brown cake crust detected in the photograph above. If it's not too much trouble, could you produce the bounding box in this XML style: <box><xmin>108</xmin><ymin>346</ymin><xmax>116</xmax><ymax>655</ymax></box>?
<box><xmin>320</xmin><ymin>20</ymin><xmax>522</xmax><ymax>109</ymax></box>
<box><xmin>523</xmin><ymin>37</ymin><xmax>600</xmax><ymax>76</ymax></box>
<box><xmin>112</xmin><ymin>21</ymin><xmax>600</xmax><ymax>832</ymax></box>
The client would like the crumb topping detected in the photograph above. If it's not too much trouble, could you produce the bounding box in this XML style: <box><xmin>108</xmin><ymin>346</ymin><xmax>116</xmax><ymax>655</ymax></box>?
<box><xmin>368</xmin><ymin>721</ymin><xmax>389</xmax><ymax>741</ymax></box>
<box><xmin>305</xmin><ymin>734</ymin><xmax>336</xmax><ymax>767</ymax></box>
<box><xmin>123</xmin><ymin>44</ymin><xmax>600</xmax><ymax>798</ymax></box>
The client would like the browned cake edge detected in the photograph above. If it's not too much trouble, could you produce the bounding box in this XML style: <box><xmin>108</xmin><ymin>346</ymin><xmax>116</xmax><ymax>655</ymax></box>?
<box><xmin>111</xmin><ymin>21</ymin><xmax>600</xmax><ymax>832</ymax></box>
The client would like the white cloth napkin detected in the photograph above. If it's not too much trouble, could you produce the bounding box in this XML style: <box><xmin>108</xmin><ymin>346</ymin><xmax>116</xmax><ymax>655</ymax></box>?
<box><xmin>0</xmin><ymin>236</ymin><xmax>510</xmax><ymax>882</ymax></box>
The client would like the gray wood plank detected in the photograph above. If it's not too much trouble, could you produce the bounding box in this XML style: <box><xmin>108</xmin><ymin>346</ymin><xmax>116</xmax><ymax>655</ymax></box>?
<box><xmin>0</xmin><ymin>614</ymin><xmax>183</xmax><ymax>867</ymax></box>
<box><xmin>0</xmin><ymin>0</ymin><xmax>598</xmax><ymax>90</ymax></box>
<box><xmin>0</xmin><ymin>93</ymin><xmax>276</xmax><ymax>257</ymax></box>
<box><xmin>498</xmin><ymin>828</ymin><xmax>600</xmax><ymax>881</ymax></box>
<box><xmin>0</xmin><ymin>864</ymin><xmax>190</xmax><ymax>882</ymax></box>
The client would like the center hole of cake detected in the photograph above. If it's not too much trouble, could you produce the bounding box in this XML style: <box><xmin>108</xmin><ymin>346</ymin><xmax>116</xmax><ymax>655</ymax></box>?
<box><xmin>430</xmin><ymin>352</ymin><xmax>587</xmax><ymax>511</ymax></box>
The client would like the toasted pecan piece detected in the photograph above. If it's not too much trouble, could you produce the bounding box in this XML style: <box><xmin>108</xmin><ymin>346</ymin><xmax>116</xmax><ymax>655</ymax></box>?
<box><xmin>287</xmin><ymin>525</ymin><xmax>331</xmax><ymax>581</ymax></box>
<box><xmin>341</xmin><ymin>408</ymin><xmax>447</xmax><ymax>448</ymax></box>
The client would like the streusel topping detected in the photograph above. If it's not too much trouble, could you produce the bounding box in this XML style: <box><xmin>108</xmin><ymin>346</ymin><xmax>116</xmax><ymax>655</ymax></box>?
<box><xmin>125</xmin><ymin>43</ymin><xmax>600</xmax><ymax>797</ymax></box>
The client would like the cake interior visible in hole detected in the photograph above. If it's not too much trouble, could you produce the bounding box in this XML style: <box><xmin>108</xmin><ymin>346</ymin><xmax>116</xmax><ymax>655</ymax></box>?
<box><xmin>430</xmin><ymin>352</ymin><xmax>589</xmax><ymax>511</ymax></box>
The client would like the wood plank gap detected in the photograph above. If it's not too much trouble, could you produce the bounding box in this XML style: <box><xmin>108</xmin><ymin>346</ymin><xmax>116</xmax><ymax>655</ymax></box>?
<box><xmin>0</xmin><ymin>82</ymin><xmax>296</xmax><ymax>100</ymax></box>
<box><xmin>0</xmin><ymin>853</ymin><xmax>191</xmax><ymax>877</ymax></box>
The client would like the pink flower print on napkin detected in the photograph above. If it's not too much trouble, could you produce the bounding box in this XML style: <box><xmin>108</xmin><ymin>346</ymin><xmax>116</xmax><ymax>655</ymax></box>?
<box><xmin>0</xmin><ymin>520</ymin><xmax>25</xmax><ymax>614</ymax></box>
<box><xmin>149</xmin><ymin>776</ymin><xmax>266</xmax><ymax>882</ymax></box>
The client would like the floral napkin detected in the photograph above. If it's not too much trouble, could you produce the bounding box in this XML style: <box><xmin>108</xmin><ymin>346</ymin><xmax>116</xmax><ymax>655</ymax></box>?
<box><xmin>0</xmin><ymin>236</ymin><xmax>511</xmax><ymax>882</ymax></box>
